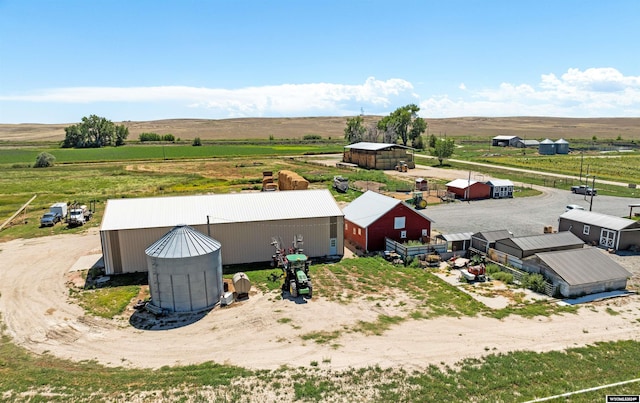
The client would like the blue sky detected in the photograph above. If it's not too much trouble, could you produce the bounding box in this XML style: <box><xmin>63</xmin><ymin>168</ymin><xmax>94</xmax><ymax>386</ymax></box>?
<box><xmin>1</xmin><ymin>0</ymin><xmax>639</xmax><ymax>123</ymax></box>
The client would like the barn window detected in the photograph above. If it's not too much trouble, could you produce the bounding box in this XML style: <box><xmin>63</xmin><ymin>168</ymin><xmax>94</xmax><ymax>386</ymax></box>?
<box><xmin>421</xmin><ymin>229</ymin><xmax>428</xmax><ymax>236</ymax></box>
<box><xmin>400</xmin><ymin>230</ymin><xmax>407</xmax><ymax>239</ymax></box>
<box><xmin>583</xmin><ymin>225</ymin><xmax>590</xmax><ymax>235</ymax></box>
<box><xmin>345</xmin><ymin>223</ymin><xmax>348</xmax><ymax>230</ymax></box>
<box><xmin>358</xmin><ymin>228</ymin><xmax>362</xmax><ymax>235</ymax></box>
<box><xmin>394</xmin><ymin>217</ymin><xmax>406</xmax><ymax>229</ymax></box>
<box><xmin>353</xmin><ymin>228</ymin><xmax>356</xmax><ymax>235</ymax></box>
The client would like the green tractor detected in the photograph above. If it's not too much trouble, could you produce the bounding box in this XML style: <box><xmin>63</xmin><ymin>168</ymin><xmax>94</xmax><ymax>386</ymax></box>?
<box><xmin>271</xmin><ymin>236</ymin><xmax>313</xmax><ymax>298</ymax></box>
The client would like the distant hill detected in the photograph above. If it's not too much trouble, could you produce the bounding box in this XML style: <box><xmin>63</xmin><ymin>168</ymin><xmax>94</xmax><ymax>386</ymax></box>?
<box><xmin>1</xmin><ymin>116</ymin><xmax>639</xmax><ymax>142</ymax></box>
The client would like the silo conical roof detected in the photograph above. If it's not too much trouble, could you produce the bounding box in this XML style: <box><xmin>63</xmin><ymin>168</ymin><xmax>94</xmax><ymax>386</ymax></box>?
<box><xmin>555</xmin><ymin>138</ymin><xmax>568</xmax><ymax>144</ymax></box>
<box><xmin>145</xmin><ymin>224</ymin><xmax>221</xmax><ymax>258</ymax></box>
<box><xmin>540</xmin><ymin>138</ymin><xmax>554</xmax><ymax>144</ymax></box>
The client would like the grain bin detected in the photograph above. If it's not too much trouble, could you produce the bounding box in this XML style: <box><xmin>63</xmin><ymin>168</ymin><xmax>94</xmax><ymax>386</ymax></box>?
<box><xmin>538</xmin><ymin>139</ymin><xmax>556</xmax><ymax>155</ymax></box>
<box><xmin>555</xmin><ymin>138</ymin><xmax>569</xmax><ymax>154</ymax></box>
<box><xmin>145</xmin><ymin>224</ymin><xmax>223</xmax><ymax>313</ymax></box>
<box><xmin>232</xmin><ymin>272</ymin><xmax>251</xmax><ymax>300</ymax></box>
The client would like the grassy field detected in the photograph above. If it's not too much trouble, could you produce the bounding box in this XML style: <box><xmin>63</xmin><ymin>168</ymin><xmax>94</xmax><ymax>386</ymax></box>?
<box><xmin>2</xmin><ymin>116</ymin><xmax>640</xmax><ymax>142</ymax></box>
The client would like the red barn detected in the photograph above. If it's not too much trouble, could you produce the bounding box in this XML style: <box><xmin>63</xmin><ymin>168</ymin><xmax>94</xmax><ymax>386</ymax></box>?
<box><xmin>445</xmin><ymin>179</ymin><xmax>491</xmax><ymax>200</ymax></box>
<box><xmin>342</xmin><ymin>191</ymin><xmax>433</xmax><ymax>252</ymax></box>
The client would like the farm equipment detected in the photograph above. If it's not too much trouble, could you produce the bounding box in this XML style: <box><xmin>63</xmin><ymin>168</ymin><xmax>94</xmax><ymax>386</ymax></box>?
<box><xmin>271</xmin><ymin>235</ymin><xmax>313</xmax><ymax>298</ymax></box>
<box><xmin>333</xmin><ymin>175</ymin><xmax>349</xmax><ymax>193</ymax></box>
<box><xmin>461</xmin><ymin>263</ymin><xmax>487</xmax><ymax>282</ymax></box>
<box><xmin>407</xmin><ymin>191</ymin><xmax>427</xmax><ymax>209</ymax></box>
<box><xmin>395</xmin><ymin>160</ymin><xmax>408</xmax><ymax>172</ymax></box>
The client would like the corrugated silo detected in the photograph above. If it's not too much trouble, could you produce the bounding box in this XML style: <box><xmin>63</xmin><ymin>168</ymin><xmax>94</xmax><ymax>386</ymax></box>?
<box><xmin>145</xmin><ymin>224</ymin><xmax>223</xmax><ymax>313</ymax></box>
<box><xmin>538</xmin><ymin>139</ymin><xmax>556</xmax><ymax>155</ymax></box>
<box><xmin>555</xmin><ymin>138</ymin><xmax>569</xmax><ymax>154</ymax></box>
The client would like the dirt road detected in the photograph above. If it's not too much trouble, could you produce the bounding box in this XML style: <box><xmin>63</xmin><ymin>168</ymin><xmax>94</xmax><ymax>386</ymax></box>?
<box><xmin>1</xmin><ymin>229</ymin><xmax>639</xmax><ymax>370</ymax></box>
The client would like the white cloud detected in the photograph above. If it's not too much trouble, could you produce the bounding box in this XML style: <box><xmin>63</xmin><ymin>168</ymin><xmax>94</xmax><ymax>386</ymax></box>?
<box><xmin>1</xmin><ymin>68</ymin><xmax>638</xmax><ymax>121</ymax></box>
<box><xmin>0</xmin><ymin>77</ymin><xmax>415</xmax><ymax>118</ymax></box>
<box><xmin>420</xmin><ymin>67</ymin><xmax>640</xmax><ymax>118</ymax></box>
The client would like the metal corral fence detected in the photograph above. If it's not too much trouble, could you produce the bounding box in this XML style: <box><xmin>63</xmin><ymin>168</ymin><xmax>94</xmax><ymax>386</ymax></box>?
<box><xmin>470</xmin><ymin>248</ymin><xmax>557</xmax><ymax>297</ymax></box>
<box><xmin>385</xmin><ymin>237</ymin><xmax>448</xmax><ymax>259</ymax></box>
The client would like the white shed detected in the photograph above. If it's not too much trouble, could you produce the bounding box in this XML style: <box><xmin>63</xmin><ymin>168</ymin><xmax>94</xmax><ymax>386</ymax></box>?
<box><xmin>100</xmin><ymin>190</ymin><xmax>344</xmax><ymax>275</ymax></box>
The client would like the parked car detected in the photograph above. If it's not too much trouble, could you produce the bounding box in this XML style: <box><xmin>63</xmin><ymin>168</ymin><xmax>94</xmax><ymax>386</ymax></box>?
<box><xmin>571</xmin><ymin>185</ymin><xmax>597</xmax><ymax>195</ymax></box>
<box><xmin>565</xmin><ymin>204</ymin><xmax>585</xmax><ymax>212</ymax></box>
<box><xmin>40</xmin><ymin>212</ymin><xmax>61</xmax><ymax>227</ymax></box>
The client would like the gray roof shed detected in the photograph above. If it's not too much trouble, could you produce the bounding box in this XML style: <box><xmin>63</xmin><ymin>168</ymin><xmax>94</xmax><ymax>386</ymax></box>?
<box><xmin>560</xmin><ymin>210</ymin><xmax>638</xmax><ymax>231</ymax></box>
<box><xmin>534</xmin><ymin>248</ymin><xmax>631</xmax><ymax>286</ymax></box>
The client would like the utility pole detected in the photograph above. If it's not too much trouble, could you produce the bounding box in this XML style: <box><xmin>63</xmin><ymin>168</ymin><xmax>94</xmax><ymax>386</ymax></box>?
<box><xmin>589</xmin><ymin>176</ymin><xmax>596</xmax><ymax>211</ymax></box>
<box><xmin>579</xmin><ymin>151</ymin><xmax>584</xmax><ymax>182</ymax></box>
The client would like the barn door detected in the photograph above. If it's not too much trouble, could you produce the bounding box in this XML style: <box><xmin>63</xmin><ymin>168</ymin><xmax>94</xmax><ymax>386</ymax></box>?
<box><xmin>599</xmin><ymin>229</ymin><xmax>616</xmax><ymax>248</ymax></box>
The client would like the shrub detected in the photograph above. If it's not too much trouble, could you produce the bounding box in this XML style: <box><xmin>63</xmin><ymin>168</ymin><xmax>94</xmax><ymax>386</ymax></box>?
<box><xmin>163</xmin><ymin>134</ymin><xmax>175</xmax><ymax>142</ymax></box>
<box><xmin>192</xmin><ymin>137</ymin><xmax>202</xmax><ymax>146</ymax></box>
<box><xmin>522</xmin><ymin>273</ymin><xmax>547</xmax><ymax>293</ymax></box>
<box><xmin>485</xmin><ymin>264</ymin><xmax>502</xmax><ymax>274</ymax></box>
<box><xmin>303</xmin><ymin>134</ymin><xmax>322</xmax><ymax>140</ymax></box>
<box><xmin>491</xmin><ymin>271</ymin><xmax>513</xmax><ymax>284</ymax></box>
<box><xmin>139</xmin><ymin>132</ymin><xmax>161</xmax><ymax>142</ymax></box>
<box><xmin>33</xmin><ymin>152</ymin><xmax>56</xmax><ymax>168</ymax></box>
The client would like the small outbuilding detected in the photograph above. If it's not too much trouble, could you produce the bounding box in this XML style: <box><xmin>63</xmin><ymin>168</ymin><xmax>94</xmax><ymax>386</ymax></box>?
<box><xmin>493</xmin><ymin>231</ymin><xmax>584</xmax><ymax>259</ymax></box>
<box><xmin>471</xmin><ymin>229</ymin><xmax>513</xmax><ymax>253</ymax></box>
<box><xmin>492</xmin><ymin>135</ymin><xmax>521</xmax><ymax>147</ymax></box>
<box><xmin>555</xmin><ymin>138</ymin><xmax>570</xmax><ymax>154</ymax></box>
<box><xmin>436</xmin><ymin>232</ymin><xmax>474</xmax><ymax>252</ymax></box>
<box><xmin>445</xmin><ymin>179</ymin><xmax>491</xmax><ymax>200</ymax></box>
<box><xmin>486</xmin><ymin>179</ymin><xmax>514</xmax><ymax>199</ymax></box>
<box><xmin>343</xmin><ymin>190</ymin><xmax>433</xmax><ymax>252</ymax></box>
<box><xmin>145</xmin><ymin>224</ymin><xmax>223</xmax><ymax>313</ymax></box>
<box><xmin>558</xmin><ymin>210</ymin><xmax>640</xmax><ymax>250</ymax></box>
<box><xmin>342</xmin><ymin>142</ymin><xmax>414</xmax><ymax>170</ymax></box>
<box><xmin>522</xmin><ymin>248</ymin><xmax>631</xmax><ymax>298</ymax></box>
<box><xmin>538</xmin><ymin>139</ymin><xmax>556</xmax><ymax>155</ymax></box>
<box><xmin>515</xmin><ymin>139</ymin><xmax>540</xmax><ymax>148</ymax></box>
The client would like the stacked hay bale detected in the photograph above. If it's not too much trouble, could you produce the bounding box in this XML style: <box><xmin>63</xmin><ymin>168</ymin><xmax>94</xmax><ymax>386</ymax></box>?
<box><xmin>278</xmin><ymin>170</ymin><xmax>309</xmax><ymax>190</ymax></box>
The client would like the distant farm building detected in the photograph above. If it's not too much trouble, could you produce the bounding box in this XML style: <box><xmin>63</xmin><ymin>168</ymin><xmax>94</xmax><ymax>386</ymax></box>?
<box><xmin>515</xmin><ymin>139</ymin><xmax>540</xmax><ymax>148</ymax></box>
<box><xmin>100</xmin><ymin>190</ymin><xmax>344</xmax><ymax>275</ymax></box>
<box><xmin>343</xmin><ymin>142</ymin><xmax>415</xmax><ymax>170</ymax></box>
<box><xmin>492</xmin><ymin>135</ymin><xmax>521</xmax><ymax>147</ymax></box>
<box><xmin>486</xmin><ymin>179</ymin><xmax>514</xmax><ymax>199</ymax></box>
<box><xmin>555</xmin><ymin>138</ymin><xmax>570</xmax><ymax>154</ymax></box>
<box><xmin>343</xmin><ymin>190</ymin><xmax>433</xmax><ymax>252</ymax></box>
<box><xmin>445</xmin><ymin>179</ymin><xmax>491</xmax><ymax>200</ymax></box>
<box><xmin>538</xmin><ymin>139</ymin><xmax>556</xmax><ymax>155</ymax></box>
<box><xmin>558</xmin><ymin>210</ymin><xmax>640</xmax><ymax>251</ymax></box>
<box><xmin>522</xmin><ymin>248</ymin><xmax>631</xmax><ymax>298</ymax></box>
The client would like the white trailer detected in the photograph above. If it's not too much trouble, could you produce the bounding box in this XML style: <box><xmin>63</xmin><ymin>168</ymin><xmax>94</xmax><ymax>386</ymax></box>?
<box><xmin>50</xmin><ymin>202</ymin><xmax>68</xmax><ymax>220</ymax></box>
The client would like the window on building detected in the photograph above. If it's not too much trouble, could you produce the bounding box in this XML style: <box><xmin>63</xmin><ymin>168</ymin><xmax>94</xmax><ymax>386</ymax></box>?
<box><xmin>394</xmin><ymin>216</ymin><xmax>406</xmax><ymax>229</ymax></box>
<box><xmin>400</xmin><ymin>230</ymin><xmax>407</xmax><ymax>239</ymax></box>
<box><xmin>421</xmin><ymin>229</ymin><xmax>428</xmax><ymax>236</ymax></box>
<box><xmin>358</xmin><ymin>228</ymin><xmax>361</xmax><ymax>235</ymax></box>
<box><xmin>583</xmin><ymin>225</ymin><xmax>590</xmax><ymax>235</ymax></box>
<box><xmin>353</xmin><ymin>228</ymin><xmax>356</xmax><ymax>235</ymax></box>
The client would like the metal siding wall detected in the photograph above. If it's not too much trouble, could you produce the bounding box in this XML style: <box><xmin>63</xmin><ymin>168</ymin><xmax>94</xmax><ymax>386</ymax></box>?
<box><xmin>118</xmin><ymin>227</ymin><xmax>172</xmax><ymax>273</ymax></box>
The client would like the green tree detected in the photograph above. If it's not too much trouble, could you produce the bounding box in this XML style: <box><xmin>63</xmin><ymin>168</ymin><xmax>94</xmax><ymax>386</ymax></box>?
<box><xmin>33</xmin><ymin>152</ymin><xmax>56</xmax><ymax>168</ymax></box>
<box><xmin>62</xmin><ymin>115</ymin><xmax>128</xmax><ymax>148</ymax></box>
<box><xmin>344</xmin><ymin>116</ymin><xmax>366</xmax><ymax>143</ymax></box>
<box><xmin>192</xmin><ymin>137</ymin><xmax>202</xmax><ymax>146</ymax></box>
<box><xmin>431</xmin><ymin>138</ymin><xmax>455</xmax><ymax>165</ymax></box>
<box><xmin>377</xmin><ymin>104</ymin><xmax>426</xmax><ymax>146</ymax></box>
<box><xmin>428</xmin><ymin>133</ymin><xmax>437</xmax><ymax>148</ymax></box>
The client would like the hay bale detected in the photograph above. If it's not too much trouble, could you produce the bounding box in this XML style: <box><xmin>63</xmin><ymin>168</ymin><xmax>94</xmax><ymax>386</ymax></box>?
<box><xmin>278</xmin><ymin>170</ymin><xmax>309</xmax><ymax>190</ymax></box>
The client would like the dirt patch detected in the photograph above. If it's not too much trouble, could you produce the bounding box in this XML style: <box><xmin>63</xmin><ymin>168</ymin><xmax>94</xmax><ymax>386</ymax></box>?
<box><xmin>1</xmin><ymin>230</ymin><xmax>639</xmax><ymax>371</ymax></box>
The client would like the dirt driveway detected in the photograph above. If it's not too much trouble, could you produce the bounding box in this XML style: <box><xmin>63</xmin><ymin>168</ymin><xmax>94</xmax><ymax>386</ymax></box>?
<box><xmin>1</xmin><ymin>229</ymin><xmax>639</xmax><ymax>370</ymax></box>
